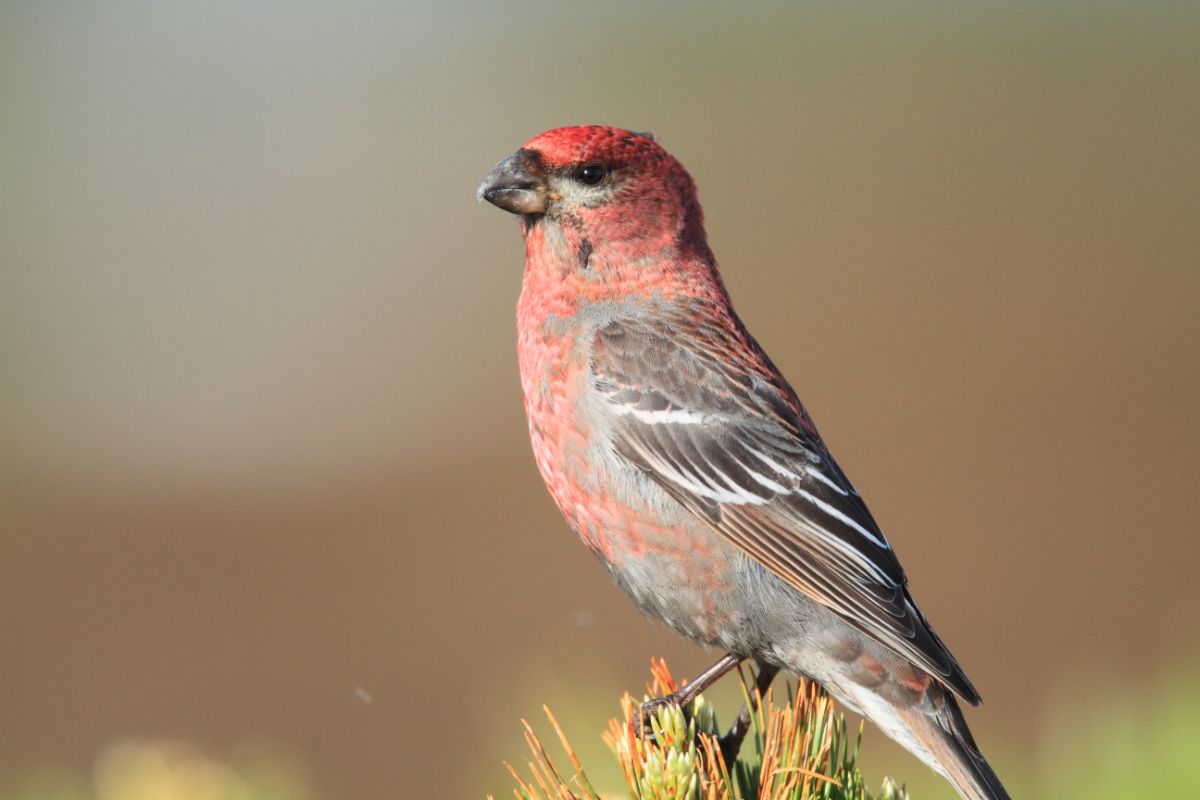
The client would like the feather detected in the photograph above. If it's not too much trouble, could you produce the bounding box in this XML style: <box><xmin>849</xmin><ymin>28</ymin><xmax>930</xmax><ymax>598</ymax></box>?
<box><xmin>592</xmin><ymin>314</ymin><xmax>981</xmax><ymax>704</ymax></box>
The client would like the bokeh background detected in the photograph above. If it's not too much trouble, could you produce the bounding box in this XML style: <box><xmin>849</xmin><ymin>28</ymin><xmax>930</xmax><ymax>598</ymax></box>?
<box><xmin>3</xmin><ymin>2</ymin><xmax>1199</xmax><ymax>798</ymax></box>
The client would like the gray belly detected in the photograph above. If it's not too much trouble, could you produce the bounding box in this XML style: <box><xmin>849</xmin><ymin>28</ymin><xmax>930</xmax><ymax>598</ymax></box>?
<box><xmin>598</xmin><ymin>507</ymin><xmax>882</xmax><ymax>708</ymax></box>
<box><xmin>597</xmin><ymin>510</ymin><xmax>829</xmax><ymax>659</ymax></box>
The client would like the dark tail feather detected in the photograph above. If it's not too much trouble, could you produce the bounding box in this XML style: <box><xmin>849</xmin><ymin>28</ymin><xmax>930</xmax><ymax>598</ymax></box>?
<box><xmin>900</xmin><ymin>689</ymin><xmax>1011</xmax><ymax>800</ymax></box>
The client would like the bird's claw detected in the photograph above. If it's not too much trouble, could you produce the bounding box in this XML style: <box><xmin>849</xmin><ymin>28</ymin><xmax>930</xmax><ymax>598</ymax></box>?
<box><xmin>636</xmin><ymin>694</ymin><xmax>684</xmax><ymax>741</ymax></box>
<box><xmin>639</xmin><ymin>693</ymin><xmax>741</xmax><ymax>765</ymax></box>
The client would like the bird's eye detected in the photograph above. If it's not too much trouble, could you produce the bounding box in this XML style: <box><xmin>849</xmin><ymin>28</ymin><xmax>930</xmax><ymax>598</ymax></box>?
<box><xmin>577</xmin><ymin>163</ymin><xmax>608</xmax><ymax>186</ymax></box>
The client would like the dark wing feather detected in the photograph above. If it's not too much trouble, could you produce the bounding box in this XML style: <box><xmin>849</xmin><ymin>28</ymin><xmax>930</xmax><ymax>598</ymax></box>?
<box><xmin>593</xmin><ymin>314</ymin><xmax>980</xmax><ymax>704</ymax></box>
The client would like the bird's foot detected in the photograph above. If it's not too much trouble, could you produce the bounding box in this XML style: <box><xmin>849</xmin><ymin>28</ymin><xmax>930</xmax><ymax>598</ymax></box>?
<box><xmin>717</xmin><ymin>663</ymin><xmax>780</xmax><ymax>765</ymax></box>
<box><xmin>636</xmin><ymin>692</ymin><xmax>689</xmax><ymax>741</ymax></box>
<box><xmin>635</xmin><ymin>653</ymin><xmax>749</xmax><ymax>747</ymax></box>
<box><xmin>638</xmin><ymin>690</ymin><xmax>748</xmax><ymax>765</ymax></box>
<box><xmin>717</xmin><ymin>705</ymin><xmax>752</xmax><ymax>765</ymax></box>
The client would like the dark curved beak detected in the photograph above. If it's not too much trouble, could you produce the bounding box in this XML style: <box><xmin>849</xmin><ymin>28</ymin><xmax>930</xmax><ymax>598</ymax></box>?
<box><xmin>477</xmin><ymin>149</ymin><xmax>549</xmax><ymax>215</ymax></box>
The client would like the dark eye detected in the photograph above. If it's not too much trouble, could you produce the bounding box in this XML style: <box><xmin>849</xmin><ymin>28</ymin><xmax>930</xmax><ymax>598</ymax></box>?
<box><xmin>577</xmin><ymin>163</ymin><xmax>608</xmax><ymax>186</ymax></box>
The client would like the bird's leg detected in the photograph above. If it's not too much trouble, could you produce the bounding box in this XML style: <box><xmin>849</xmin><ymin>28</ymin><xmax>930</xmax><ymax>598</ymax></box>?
<box><xmin>718</xmin><ymin>661</ymin><xmax>780</xmax><ymax>765</ymax></box>
<box><xmin>638</xmin><ymin>653</ymin><xmax>743</xmax><ymax>738</ymax></box>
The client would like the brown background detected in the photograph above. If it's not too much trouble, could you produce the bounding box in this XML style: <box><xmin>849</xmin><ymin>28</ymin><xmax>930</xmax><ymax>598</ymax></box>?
<box><xmin>2</xmin><ymin>2</ymin><xmax>1198</xmax><ymax>798</ymax></box>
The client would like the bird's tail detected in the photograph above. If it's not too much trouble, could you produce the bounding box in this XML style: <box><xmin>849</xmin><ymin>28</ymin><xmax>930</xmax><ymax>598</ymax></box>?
<box><xmin>891</xmin><ymin>687</ymin><xmax>1011</xmax><ymax>800</ymax></box>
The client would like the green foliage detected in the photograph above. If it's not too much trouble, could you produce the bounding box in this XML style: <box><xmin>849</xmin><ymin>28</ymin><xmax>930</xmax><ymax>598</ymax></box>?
<box><xmin>1035</xmin><ymin>670</ymin><xmax>1200</xmax><ymax>800</ymax></box>
<box><xmin>0</xmin><ymin>740</ymin><xmax>310</xmax><ymax>800</ymax></box>
<box><xmin>494</xmin><ymin>659</ymin><xmax>906</xmax><ymax>800</ymax></box>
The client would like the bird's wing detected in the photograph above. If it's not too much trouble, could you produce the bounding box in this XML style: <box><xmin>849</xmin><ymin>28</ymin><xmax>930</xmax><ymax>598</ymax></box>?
<box><xmin>592</xmin><ymin>313</ymin><xmax>980</xmax><ymax>704</ymax></box>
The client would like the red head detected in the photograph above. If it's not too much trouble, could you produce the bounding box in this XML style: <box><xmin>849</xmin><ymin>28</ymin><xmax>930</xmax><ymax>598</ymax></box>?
<box><xmin>478</xmin><ymin>126</ymin><xmax>711</xmax><ymax>265</ymax></box>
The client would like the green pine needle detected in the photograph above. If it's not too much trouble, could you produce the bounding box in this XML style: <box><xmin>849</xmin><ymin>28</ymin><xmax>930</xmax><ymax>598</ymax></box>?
<box><xmin>492</xmin><ymin>659</ymin><xmax>906</xmax><ymax>800</ymax></box>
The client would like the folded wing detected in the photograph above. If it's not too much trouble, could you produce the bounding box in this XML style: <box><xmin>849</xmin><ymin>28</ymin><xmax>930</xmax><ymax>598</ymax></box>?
<box><xmin>592</xmin><ymin>313</ymin><xmax>979</xmax><ymax>704</ymax></box>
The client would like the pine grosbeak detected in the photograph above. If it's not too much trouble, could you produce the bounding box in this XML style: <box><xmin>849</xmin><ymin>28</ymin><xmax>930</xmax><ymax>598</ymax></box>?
<box><xmin>479</xmin><ymin>126</ymin><xmax>1009</xmax><ymax>800</ymax></box>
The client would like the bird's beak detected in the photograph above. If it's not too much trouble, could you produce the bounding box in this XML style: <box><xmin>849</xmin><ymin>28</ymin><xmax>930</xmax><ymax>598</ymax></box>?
<box><xmin>477</xmin><ymin>149</ymin><xmax>549</xmax><ymax>215</ymax></box>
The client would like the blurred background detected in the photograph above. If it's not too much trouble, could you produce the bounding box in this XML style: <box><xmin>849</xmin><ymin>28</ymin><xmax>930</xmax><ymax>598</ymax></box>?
<box><xmin>2</xmin><ymin>2</ymin><xmax>1198</xmax><ymax>798</ymax></box>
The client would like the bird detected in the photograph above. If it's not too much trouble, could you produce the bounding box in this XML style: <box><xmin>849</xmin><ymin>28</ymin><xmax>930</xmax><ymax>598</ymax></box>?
<box><xmin>477</xmin><ymin>125</ymin><xmax>1010</xmax><ymax>800</ymax></box>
